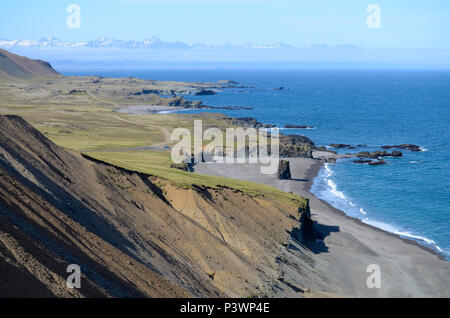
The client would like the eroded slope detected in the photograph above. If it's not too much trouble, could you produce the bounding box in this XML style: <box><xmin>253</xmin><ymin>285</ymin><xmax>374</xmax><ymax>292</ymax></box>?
<box><xmin>0</xmin><ymin>115</ymin><xmax>329</xmax><ymax>297</ymax></box>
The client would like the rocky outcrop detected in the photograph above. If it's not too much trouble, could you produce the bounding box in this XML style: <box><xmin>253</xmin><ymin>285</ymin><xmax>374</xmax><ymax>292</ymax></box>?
<box><xmin>330</xmin><ymin>144</ymin><xmax>366</xmax><ymax>150</ymax></box>
<box><xmin>229</xmin><ymin>117</ymin><xmax>276</xmax><ymax>128</ymax></box>
<box><xmin>356</xmin><ymin>150</ymin><xmax>403</xmax><ymax>159</ymax></box>
<box><xmin>279</xmin><ymin>135</ymin><xmax>314</xmax><ymax>159</ymax></box>
<box><xmin>382</xmin><ymin>144</ymin><xmax>422</xmax><ymax>152</ymax></box>
<box><xmin>353</xmin><ymin>159</ymin><xmax>372</xmax><ymax>164</ymax></box>
<box><xmin>277</xmin><ymin>160</ymin><xmax>292</xmax><ymax>180</ymax></box>
<box><xmin>390</xmin><ymin>151</ymin><xmax>403</xmax><ymax>157</ymax></box>
<box><xmin>369</xmin><ymin>159</ymin><xmax>387</xmax><ymax>166</ymax></box>
<box><xmin>353</xmin><ymin>159</ymin><xmax>387</xmax><ymax>165</ymax></box>
<box><xmin>195</xmin><ymin>89</ymin><xmax>217</xmax><ymax>96</ymax></box>
<box><xmin>166</xmin><ymin>96</ymin><xmax>202</xmax><ymax>108</ymax></box>
<box><xmin>285</xmin><ymin>125</ymin><xmax>315</xmax><ymax>129</ymax></box>
<box><xmin>130</xmin><ymin>88</ymin><xmax>163</xmax><ymax>96</ymax></box>
<box><xmin>281</xmin><ymin>135</ymin><xmax>314</xmax><ymax>146</ymax></box>
<box><xmin>293</xmin><ymin>200</ymin><xmax>315</xmax><ymax>243</ymax></box>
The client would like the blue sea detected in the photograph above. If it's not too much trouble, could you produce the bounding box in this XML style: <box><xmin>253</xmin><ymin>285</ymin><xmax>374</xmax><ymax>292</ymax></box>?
<box><xmin>62</xmin><ymin>68</ymin><xmax>450</xmax><ymax>259</ymax></box>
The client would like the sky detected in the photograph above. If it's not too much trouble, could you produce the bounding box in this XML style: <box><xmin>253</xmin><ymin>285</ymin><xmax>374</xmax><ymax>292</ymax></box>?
<box><xmin>0</xmin><ymin>0</ymin><xmax>449</xmax><ymax>49</ymax></box>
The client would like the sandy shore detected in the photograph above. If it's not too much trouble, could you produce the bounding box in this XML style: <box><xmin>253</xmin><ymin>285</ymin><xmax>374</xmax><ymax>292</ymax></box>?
<box><xmin>193</xmin><ymin>156</ymin><xmax>450</xmax><ymax>297</ymax></box>
<box><xmin>115</xmin><ymin>105</ymin><xmax>186</xmax><ymax>114</ymax></box>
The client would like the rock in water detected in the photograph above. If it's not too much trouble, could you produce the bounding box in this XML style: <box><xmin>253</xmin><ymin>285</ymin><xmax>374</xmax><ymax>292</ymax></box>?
<box><xmin>277</xmin><ymin>160</ymin><xmax>292</xmax><ymax>180</ymax></box>
<box><xmin>390</xmin><ymin>151</ymin><xmax>403</xmax><ymax>157</ymax></box>
<box><xmin>369</xmin><ymin>159</ymin><xmax>387</xmax><ymax>166</ymax></box>
<box><xmin>382</xmin><ymin>144</ymin><xmax>422</xmax><ymax>152</ymax></box>
<box><xmin>195</xmin><ymin>89</ymin><xmax>217</xmax><ymax>96</ymax></box>
<box><xmin>285</xmin><ymin>125</ymin><xmax>315</xmax><ymax>129</ymax></box>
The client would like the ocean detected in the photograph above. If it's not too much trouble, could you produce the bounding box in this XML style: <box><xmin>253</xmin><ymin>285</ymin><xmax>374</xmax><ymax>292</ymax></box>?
<box><xmin>61</xmin><ymin>68</ymin><xmax>450</xmax><ymax>259</ymax></box>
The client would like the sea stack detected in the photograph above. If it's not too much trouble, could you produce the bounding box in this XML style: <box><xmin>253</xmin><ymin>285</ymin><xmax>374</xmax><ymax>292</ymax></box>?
<box><xmin>277</xmin><ymin>160</ymin><xmax>292</xmax><ymax>180</ymax></box>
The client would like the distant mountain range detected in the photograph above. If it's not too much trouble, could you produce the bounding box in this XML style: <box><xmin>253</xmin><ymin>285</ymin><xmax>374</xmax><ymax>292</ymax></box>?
<box><xmin>0</xmin><ymin>36</ymin><xmax>358</xmax><ymax>50</ymax></box>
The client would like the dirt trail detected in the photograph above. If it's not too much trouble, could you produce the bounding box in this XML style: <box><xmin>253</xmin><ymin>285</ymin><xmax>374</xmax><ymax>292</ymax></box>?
<box><xmin>86</xmin><ymin>90</ymin><xmax>172</xmax><ymax>149</ymax></box>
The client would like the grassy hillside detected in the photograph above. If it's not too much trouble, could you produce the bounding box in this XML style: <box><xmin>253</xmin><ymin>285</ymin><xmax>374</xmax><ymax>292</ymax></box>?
<box><xmin>86</xmin><ymin>150</ymin><xmax>305</xmax><ymax>207</ymax></box>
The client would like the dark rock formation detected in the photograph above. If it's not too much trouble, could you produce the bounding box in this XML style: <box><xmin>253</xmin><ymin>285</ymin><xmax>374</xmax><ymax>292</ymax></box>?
<box><xmin>382</xmin><ymin>144</ymin><xmax>422</xmax><ymax>152</ymax></box>
<box><xmin>369</xmin><ymin>159</ymin><xmax>387</xmax><ymax>166</ymax></box>
<box><xmin>353</xmin><ymin>159</ymin><xmax>373</xmax><ymax>164</ymax></box>
<box><xmin>390</xmin><ymin>151</ymin><xmax>403</xmax><ymax>157</ymax></box>
<box><xmin>280</xmin><ymin>135</ymin><xmax>314</xmax><ymax>146</ymax></box>
<box><xmin>195</xmin><ymin>89</ymin><xmax>217</xmax><ymax>96</ymax></box>
<box><xmin>170</xmin><ymin>162</ymin><xmax>192</xmax><ymax>172</ymax></box>
<box><xmin>356</xmin><ymin>150</ymin><xmax>403</xmax><ymax>159</ymax></box>
<box><xmin>330</xmin><ymin>143</ymin><xmax>353</xmax><ymax>149</ymax></box>
<box><xmin>166</xmin><ymin>96</ymin><xmax>202</xmax><ymax>108</ymax></box>
<box><xmin>277</xmin><ymin>160</ymin><xmax>292</xmax><ymax>180</ymax></box>
<box><xmin>68</xmin><ymin>89</ymin><xmax>86</xmax><ymax>95</ymax></box>
<box><xmin>297</xmin><ymin>200</ymin><xmax>315</xmax><ymax>243</ymax></box>
<box><xmin>130</xmin><ymin>89</ymin><xmax>162</xmax><ymax>96</ymax></box>
<box><xmin>279</xmin><ymin>135</ymin><xmax>314</xmax><ymax>159</ymax></box>
<box><xmin>285</xmin><ymin>125</ymin><xmax>315</xmax><ymax>129</ymax></box>
<box><xmin>229</xmin><ymin>117</ymin><xmax>276</xmax><ymax>128</ymax></box>
<box><xmin>330</xmin><ymin>144</ymin><xmax>366</xmax><ymax>150</ymax></box>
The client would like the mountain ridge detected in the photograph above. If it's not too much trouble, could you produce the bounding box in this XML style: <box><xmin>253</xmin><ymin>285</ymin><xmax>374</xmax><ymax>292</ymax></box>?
<box><xmin>0</xmin><ymin>36</ymin><xmax>359</xmax><ymax>50</ymax></box>
<box><xmin>0</xmin><ymin>48</ymin><xmax>60</xmax><ymax>79</ymax></box>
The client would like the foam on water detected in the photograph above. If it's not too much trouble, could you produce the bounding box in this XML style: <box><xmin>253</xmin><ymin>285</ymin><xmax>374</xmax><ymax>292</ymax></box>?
<box><xmin>311</xmin><ymin>163</ymin><xmax>447</xmax><ymax>258</ymax></box>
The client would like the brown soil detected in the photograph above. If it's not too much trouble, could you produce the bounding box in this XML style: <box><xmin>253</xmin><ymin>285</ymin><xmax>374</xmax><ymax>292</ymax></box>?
<box><xmin>0</xmin><ymin>115</ymin><xmax>319</xmax><ymax>298</ymax></box>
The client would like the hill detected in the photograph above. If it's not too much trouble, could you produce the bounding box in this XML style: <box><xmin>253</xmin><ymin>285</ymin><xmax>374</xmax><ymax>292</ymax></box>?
<box><xmin>0</xmin><ymin>115</ymin><xmax>327</xmax><ymax>298</ymax></box>
<box><xmin>0</xmin><ymin>48</ymin><xmax>60</xmax><ymax>79</ymax></box>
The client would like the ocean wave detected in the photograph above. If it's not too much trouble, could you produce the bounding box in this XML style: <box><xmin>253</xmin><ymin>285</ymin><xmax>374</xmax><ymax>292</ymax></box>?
<box><xmin>312</xmin><ymin>163</ymin><xmax>447</xmax><ymax>258</ymax></box>
<box><xmin>327</xmin><ymin>178</ymin><xmax>347</xmax><ymax>200</ymax></box>
<box><xmin>362</xmin><ymin>219</ymin><xmax>444</xmax><ymax>254</ymax></box>
<box><xmin>280</xmin><ymin>127</ymin><xmax>317</xmax><ymax>130</ymax></box>
<box><xmin>408</xmin><ymin>160</ymin><xmax>425</xmax><ymax>164</ymax></box>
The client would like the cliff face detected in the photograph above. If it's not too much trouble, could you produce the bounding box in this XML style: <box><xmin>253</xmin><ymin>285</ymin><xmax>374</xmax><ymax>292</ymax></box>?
<box><xmin>0</xmin><ymin>115</ymin><xmax>323</xmax><ymax>298</ymax></box>
<box><xmin>0</xmin><ymin>48</ymin><xmax>60</xmax><ymax>79</ymax></box>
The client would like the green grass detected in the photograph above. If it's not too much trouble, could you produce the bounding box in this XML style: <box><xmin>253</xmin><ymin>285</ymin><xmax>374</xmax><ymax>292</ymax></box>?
<box><xmin>37</xmin><ymin>123</ymin><xmax>162</xmax><ymax>151</ymax></box>
<box><xmin>86</xmin><ymin>150</ymin><xmax>306</xmax><ymax>207</ymax></box>
<box><xmin>0</xmin><ymin>78</ymin><xmax>307</xmax><ymax>208</ymax></box>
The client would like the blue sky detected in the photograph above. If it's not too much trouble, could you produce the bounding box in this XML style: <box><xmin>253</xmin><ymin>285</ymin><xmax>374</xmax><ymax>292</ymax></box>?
<box><xmin>1</xmin><ymin>0</ymin><xmax>449</xmax><ymax>49</ymax></box>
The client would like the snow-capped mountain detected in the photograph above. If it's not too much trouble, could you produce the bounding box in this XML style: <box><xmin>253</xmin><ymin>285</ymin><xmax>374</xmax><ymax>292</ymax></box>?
<box><xmin>242</xmin><ymin>42</ymin><xmax>294</xmax><ymax>49</ymax></box>
<box><xmin>0</xmin><ymin>37</ymin><xmax>297</xmax><ymax>50</ymax></box>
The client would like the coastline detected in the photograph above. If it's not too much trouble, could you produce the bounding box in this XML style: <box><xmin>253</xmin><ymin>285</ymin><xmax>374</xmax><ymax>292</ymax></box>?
<box><xmin>304</xmin><ymin>159</ymin><xmax>448</xmax><ymax>262</ymax></box>
<box><xmin>193</xmin><ymin>157</ymin><xmax>450</xmax><ymax>297</ymax></box>
<box><xmin>116</xmin><ymin>92</ymin><xmax>448</xmax><ymax>264</ymax></box>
